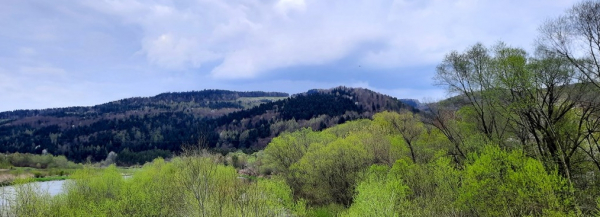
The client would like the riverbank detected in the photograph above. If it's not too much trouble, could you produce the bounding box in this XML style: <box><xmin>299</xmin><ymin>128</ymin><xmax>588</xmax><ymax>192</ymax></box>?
<box><xmin>0</xmin><ymin>174</ymin><xmax>70</xmax><ymax>187</ymax></box>
<box><xmin>0</xmin><ymin>166</ymin><xmax>138</xmax><ymax>187</ymax></box>
<box><xmin>0</xmin><ymin>166</ymin><xmax>78</xmax><ymax>186</ymax></box>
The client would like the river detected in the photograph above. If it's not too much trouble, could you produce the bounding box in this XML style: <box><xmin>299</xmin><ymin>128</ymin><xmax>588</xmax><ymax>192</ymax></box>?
<box><xmin>0</xmin><ymin>174</ymin><xmax>132</xmax><ymax>207</ymax></box>
<box><xmin>0</xmin><ymin>179</ymin><xmax>68</xmax><ymax>207</ymax></box>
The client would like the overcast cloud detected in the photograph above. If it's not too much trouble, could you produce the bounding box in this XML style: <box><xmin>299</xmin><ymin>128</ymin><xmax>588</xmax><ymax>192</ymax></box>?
<box><xmin>0</xmin><ymin>0</ymin><xmax>578</xmax><ymax>111</ymax></box>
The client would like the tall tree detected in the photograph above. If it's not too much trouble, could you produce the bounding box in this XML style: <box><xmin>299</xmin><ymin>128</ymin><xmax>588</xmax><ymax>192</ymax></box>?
<box><xmin>374</xmin><ymin>111</ymin><xmax>424</xmax><ymax>163</ymax></box>
<box><xmin>435</xmin><ymin>42</ymin><xmax>600</xmax><ymax>181</ymax></box>
<box><xmin>434</xmin><ymin>43</ymin><xmax>508</xmax><ymax>144</ymax></box>
<box><xmin>539</xmin><ymin>0</ymin><xmax>600</xmax><ymax>90</ymax></box>
<box><xmin>492</xmin><ymin>46</ymin><xmax>592</xmax><ymax>181</ymax></box>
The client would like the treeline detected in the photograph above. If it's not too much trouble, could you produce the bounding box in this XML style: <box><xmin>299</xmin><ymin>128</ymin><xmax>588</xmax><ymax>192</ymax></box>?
<box><xmin>0</xmin><ymin>89</ymin><xmax>288</xmax><ymax>119</ymax></box>
<box><xmin>115</xmin><ymin>148</ymin><xmax>172</xmax><ymax>166</ymax></box>
<box><xmin>153</xmin><ymin>89</ymin><xmax>289</xmax><ymax>101</ymax></box>
<box><xmin>0</xmin><ymin>112</ymin><xmax>210</xmax><ymax>163</ymax></box>
<box><xmin>0</xmin><ymin>153</ymin><xmax>80</xmax><ymax>169</ymax></box>
<box><xmin>0</xmin><ymin>88</ymin><xmax>410</xmax><ymax>165</ymax></box>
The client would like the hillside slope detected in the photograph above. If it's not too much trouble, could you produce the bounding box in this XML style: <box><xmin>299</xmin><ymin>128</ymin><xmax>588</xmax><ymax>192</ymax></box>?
<box><xmin>0</xmin><ymin>87</ymin><xmax>413</xmax><ymax>164</ymax></box>
<box><xmin>0</xmin><ymin>90</ymin><xmax>288</xmax><ymax>128</ymax></box>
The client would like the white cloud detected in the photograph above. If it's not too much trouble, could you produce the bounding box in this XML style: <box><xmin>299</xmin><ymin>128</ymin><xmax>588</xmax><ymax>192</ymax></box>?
<box><xmin>0</xmin><ymin>0</ymin><xmax>582</xmax><ymax>111</ymax></box>
<box><xmin>360</xmin><ymin>0</ymin><xmax>574</xmax><ymax>69</ymax></box>
<box><xmin>275</xmin><ymin>0</ymin><xmax>306</xmax><ymax>15</ymax></box>
<box><xmin>82</xmin><ymin>0</ymin><xmax>387</xmax><ymax>78</ymax></box>
<box><xmin>143</xmin><ymin>33</ymin><xmax>221</xmax><ymax>69</ymax></box>
<box><xmin>80</xmin><ymin>0</ymin><xmax>576</xmax><ymax>78</ymax></box>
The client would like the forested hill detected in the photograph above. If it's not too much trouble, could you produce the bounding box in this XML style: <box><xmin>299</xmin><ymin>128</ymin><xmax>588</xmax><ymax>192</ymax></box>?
<box><xmin>0</xmin><ymin>87</ymin><xmax>414</xmax><ymax>165</ymax></box>
<box><xmin>0</xmin><ymin>90</ymin><xmax>289</xmax><ymax>122</ymax></box>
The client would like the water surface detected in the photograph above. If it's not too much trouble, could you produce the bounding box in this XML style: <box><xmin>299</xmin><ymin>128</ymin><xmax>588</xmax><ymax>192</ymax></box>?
<box><xmin>0</xmin><ymin>179</ymin><xmax>68</xmax><ymax>207</ymax></box>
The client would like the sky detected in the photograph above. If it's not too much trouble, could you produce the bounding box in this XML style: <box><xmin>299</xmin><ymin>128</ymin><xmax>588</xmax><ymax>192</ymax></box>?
<box><xmin>0</xmin><ymin>0</ymin><xmax>579</xmax><ymax>112</ymax></box>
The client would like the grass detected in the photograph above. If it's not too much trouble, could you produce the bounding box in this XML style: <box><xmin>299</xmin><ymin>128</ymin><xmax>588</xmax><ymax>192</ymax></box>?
<box><xmin>117</xmin><ymin>166</ymin><xmax>142</xmax><ymax>176</ymax></box>
<box><xmin>0</xmin><ymin>165</ymin><xmax>136</xmax><ymax>186</ymax></box>
<box><xmin>0</xmin><ymin>167</ymin><xmax>76</xmax><ymax>186</ymax></box>
<box><xmin>30</xmin><ymin>176</ymin><xmax>69</xmax><ymax>182</ymax></box>
<box><xmin>5</xmin><ymin>167</ymin><xmax>79</xmax><ymax>177</ymax></box>
<box><xmin>239</xmin><ymin>174</ymin><xmax>259</xmax><ymax>181</ymax></box>
<box><xmin>308</xmin><ymin>204</ymin><xmax>346</xmax><ymax>217</ymax></box>
<box><xmin>0</xmin><ymin>176</ymin><xmax>70</xmax><ymax>187</ymax></box>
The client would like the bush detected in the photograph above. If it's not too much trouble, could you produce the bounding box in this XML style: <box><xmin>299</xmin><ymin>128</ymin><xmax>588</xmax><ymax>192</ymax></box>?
<box><xmin>307</xmin><ymin>203</ymin><xmax>346</xmax><ymax>217</ymax></box>
<box><xmin>388</xmin><ymin>155</ymin><xmax>463</xmax><ymax>216</ymax></box>
<box><xmin>342</xmin><ymin>165</ymin><xmax>409</xmax><ymax>217</ymax></box>
<box><xmin>4</xmin><ymin>153</ymin><xmax>80</xmax><ymax>169</ymax></box>
<box><xmin>290</xmin><ymin>135</ymin><xmax>372</xmax><ymax>206</ymax></box>
<box><xmin>458</xmin><ymin>146</ymin><xmax>575</xmax><ymax>216</ymax></box>
<box><xmin>0</xmin><ymin>154</ymin><xmax>10</xmax><ymax>169</ymax></box>
<box><xmin>4</xmin><ymin>156</ymin><xmax>301</xmax><ymax>216</ymax></box>
<box><xmin>33</xmin><ymin>172</ymin><xmax>44</xmax><ymax>178</ymax></box>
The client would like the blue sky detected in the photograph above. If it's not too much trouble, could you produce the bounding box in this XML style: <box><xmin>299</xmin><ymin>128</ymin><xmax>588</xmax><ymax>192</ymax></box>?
<box><xmin>0</xmin><ymin>0</ymin><xmax>578</xmax><ymax>112</ymax></box>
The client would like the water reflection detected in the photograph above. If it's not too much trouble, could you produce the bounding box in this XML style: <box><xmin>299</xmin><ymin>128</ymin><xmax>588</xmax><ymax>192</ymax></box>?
<box><xmin>0</xmin><ymin>180</ymin><xmax>67</xmax><ymax>208</ymax></box>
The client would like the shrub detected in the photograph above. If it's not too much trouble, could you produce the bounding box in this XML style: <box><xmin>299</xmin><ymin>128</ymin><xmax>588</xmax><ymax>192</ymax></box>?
<box><xmin>33</xmin><ymin>172</ymin><xmax>44</xmax><ymax>178</ymax></box>
<box><xmin>458</xmin><ymin>146</ymin><xmax>575</xmax><ymax>216</ymax></box>
<box><xmin>342</xmin><ymin>165</ymin><xmax>409</xmax><ymax>217</ymax></box>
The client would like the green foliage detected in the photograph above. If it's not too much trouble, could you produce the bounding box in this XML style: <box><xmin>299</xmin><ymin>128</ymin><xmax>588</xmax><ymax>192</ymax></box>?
<box><xmin>63</xmin><ymin>165</ymin><xmax>125</xmax><ymax>211</ymax></box>
<box><xmin>323</xmin><ymin>119</ymin><xmax>372</xmax><ymax>137</ymax></box>
<box><xmin>435</xmin><ymin>41</ymin><xmax>600</xmax><ymax>204</ymax></box>
<box><xmin>264</xmin><ymin>117</ymin><xmax>422</xmax><ymax>206</ymax></box>
<box><xmin>374</xmin><ymin>111</ymin><xmax>425</xmax><ymax>163</ymax></box>
<box><xmin>117</xmin><ymin>158</ymin><xmax>182</xmax><ymax>216</ymax></box>
<box><xmin>30</xmin><ymin>176</ymin><xmax>68</xmax><ymax>182</ymax></box>
<box><xmin>4</xmin><ymin>109</ymin><xmax>591</xmax><ymax>216</ymax></box>
<box><xmin>1</xmin><ymin>153</ymin><xmax>81</xmax><ymax>169</ymax></box>
<box><xmin>342</xmin><ymin>165</ymin><xmax>409</xmax><ymax>217</ymax></box>
<box><xmin>291</xmin><ymin>135</ymin><xmax>372</xmax><ymax>206</ymax></box>
<box><xmin>0</xmin><ymin>155</ymin><xmax>10</xmax><ymax>169</ymax></box>
<box><xmin>9</xmin><ymin>178</ymin><xmax>53</xmax><ymax>217</ymax></box>
<box><xmin>307</xmin><ymin>203</ymin><xmax>346</xmax><ymax>217</ymax></box>
<box><xmin>236</xmin><ymin>177</ymin><xmax>297</xmax><ymax>216</ymax></box>
<box><xmin>225</xmin><ymin>150</ymin><xmax>251</xmax><ymax>169</ymax></box>
<box><xmin>264</xmin><ymin>128</ymin><xmax>336</xmax><ymax>173</ymax></box>
<box><xmin>6</xmin><ymin>156</ymin><xmax>300</xmax><ymax>216</ymax></box>
<box><xmin>414</xmin><ymin>127</ymin><xmax>453</xmax><ymax>163</ymax></box>
<box><xmin>33</xmin><ymin>172</ymin><xmax>43</xmax><ymax>178</ymax></box>
<box><xmin>393</xmin><ymin>154</ymin><xmax>463</xmax><ymax>216</ymax></box>
<box><xmin>596</xmin><ymin>197</ymin><xmax>600</xmax><ymax>217</ymax></box>
<box><xmin>458</xmin><ymin>145</ymin><xmax>575</xmax><ymax>216</ymax></box>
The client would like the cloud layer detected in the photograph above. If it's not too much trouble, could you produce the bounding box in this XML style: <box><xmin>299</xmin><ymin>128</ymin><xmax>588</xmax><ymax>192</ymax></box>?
<box><xmin>0</xmin><ymin>0</ymin><xmax>578</xmax><ymax>111</ymax></box>
<box><xmin>83</xmin><ymin>0</ymin><xmax>574</xmax><ymax>77</ymax></box>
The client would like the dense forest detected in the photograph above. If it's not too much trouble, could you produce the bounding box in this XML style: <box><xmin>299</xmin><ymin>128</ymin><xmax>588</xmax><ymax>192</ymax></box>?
<box><xmin>0</xmin><ymin>87</ymin><xmax>413</xmax><ymax>165</ymax></box>
<box><xmin>0</xmin><ymin>90</ymin><xmax>289</xmax><ymax>120</ymax></box>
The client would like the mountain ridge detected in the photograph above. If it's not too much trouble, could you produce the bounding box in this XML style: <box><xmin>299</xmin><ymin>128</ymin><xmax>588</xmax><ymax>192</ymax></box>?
<box><xmin>0</xmin><ymin>89</ymin><xmax>289</xmax><ymax>118</ymax></box>
<box><xmin>0</xmin><ymin>86</ymin><xmax>417</xmax><ymax>165</ymax></box>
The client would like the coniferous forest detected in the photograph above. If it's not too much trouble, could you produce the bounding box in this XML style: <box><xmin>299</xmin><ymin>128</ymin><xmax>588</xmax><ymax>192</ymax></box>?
<box><xmin>0</xmin><ymin>87</ymin><xmax>409</xmax><ymax>165</ymax></box>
